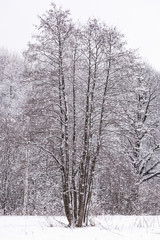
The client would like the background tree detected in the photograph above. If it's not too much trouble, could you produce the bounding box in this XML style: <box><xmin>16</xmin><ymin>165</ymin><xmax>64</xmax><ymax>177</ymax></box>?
<box><xmin>0</xmin><ymin>49</ymin><xmax>26</xmax><ymax>214</ymax></box>
<box><xmin>118</xmin><ymin>63</ymin><xmax>160</xmax><ymax>182</ymax></box>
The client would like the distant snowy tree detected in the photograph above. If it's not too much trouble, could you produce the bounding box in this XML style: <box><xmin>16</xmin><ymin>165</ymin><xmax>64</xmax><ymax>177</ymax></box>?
<box><xmin>0</xmin><ymin>50</ymin><xmax>27</xmax><ymax>215</ymax></box>
<box><xmin>118</xmin><ymin>63</ymin><xmax>160</xmax><ymax>182</ymax></box>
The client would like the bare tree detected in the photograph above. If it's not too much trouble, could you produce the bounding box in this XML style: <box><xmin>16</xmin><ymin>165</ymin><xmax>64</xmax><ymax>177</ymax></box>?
<box><xmin>24</xmin><ymin>3</ymin><xmax>138</xmax><ymax>226</ymax></box>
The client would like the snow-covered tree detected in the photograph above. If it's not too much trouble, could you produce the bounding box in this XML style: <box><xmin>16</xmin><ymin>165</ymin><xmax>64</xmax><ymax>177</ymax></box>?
<box><xmin>118</xmin><ymin>63</ymin><xmax>160</xmax><ymax>182</ymax></box>
<box><xmin>24</xmin><ymin>3</ymin><xmax>140</xmax><ymax>226</ymax></box>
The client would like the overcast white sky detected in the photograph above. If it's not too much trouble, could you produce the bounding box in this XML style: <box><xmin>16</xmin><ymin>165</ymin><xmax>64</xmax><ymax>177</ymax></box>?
<box><xmin>0</xmin><ymin>0</ymin><xmax>160</xmax><ymax>71</ymax></box>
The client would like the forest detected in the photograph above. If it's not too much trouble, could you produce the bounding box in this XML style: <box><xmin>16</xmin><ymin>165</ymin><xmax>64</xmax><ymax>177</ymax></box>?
<box><xmin>0</xmin><ymin>3</ymin><xmax>160</xmax><ymax>227</ymax></box>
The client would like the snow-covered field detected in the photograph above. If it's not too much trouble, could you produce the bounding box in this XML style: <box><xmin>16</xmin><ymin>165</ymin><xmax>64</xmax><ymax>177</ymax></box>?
<box><xmin>1</xmin><ymin>215</ymin><xmax>160</xmax><ymax>240</ymax></box>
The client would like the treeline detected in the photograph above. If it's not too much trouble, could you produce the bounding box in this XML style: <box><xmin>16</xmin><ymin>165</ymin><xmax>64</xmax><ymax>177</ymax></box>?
<box><xmin>0</xmin><ymin>3</ymin><xmax>160</xmax><ymax>226</ymax></box>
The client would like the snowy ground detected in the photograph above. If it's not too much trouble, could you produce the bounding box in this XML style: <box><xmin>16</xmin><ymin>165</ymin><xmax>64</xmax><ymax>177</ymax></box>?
<box><xmin>1</xmin><ymin>215</ymin><xmax>160</xmax><ymax>240</ymax></box>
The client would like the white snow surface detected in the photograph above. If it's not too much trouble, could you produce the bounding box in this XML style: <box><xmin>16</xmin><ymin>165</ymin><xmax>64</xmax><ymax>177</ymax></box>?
<box><xmin>1</xmin><ymin>215</ymin><xmax>160</xmax><ymax>240</ymax></box>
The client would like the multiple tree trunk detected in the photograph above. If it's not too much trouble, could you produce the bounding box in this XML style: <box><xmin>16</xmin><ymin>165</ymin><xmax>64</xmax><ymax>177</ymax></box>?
<box><xmin>23</xmin><ymin>4</ymin><xmax>160</xmax><ymax>227</ymax></box>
